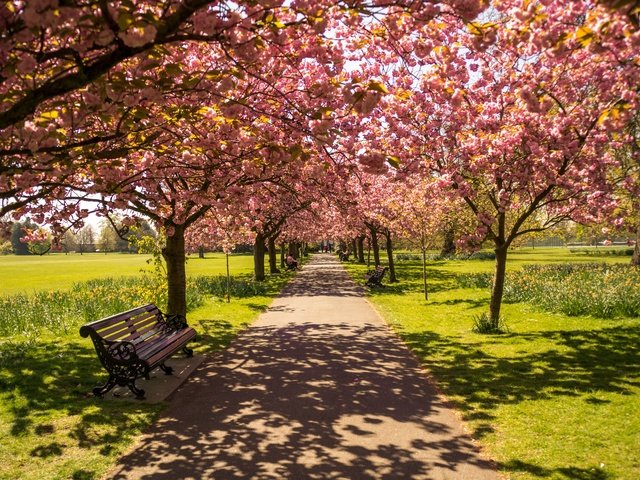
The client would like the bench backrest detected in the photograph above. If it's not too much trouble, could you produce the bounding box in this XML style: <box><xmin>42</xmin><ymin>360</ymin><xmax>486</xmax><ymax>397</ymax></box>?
<box><xmin>80</xmin><ymin>303</ymin><xmax>164</xmax><ymax>345</ymax></box>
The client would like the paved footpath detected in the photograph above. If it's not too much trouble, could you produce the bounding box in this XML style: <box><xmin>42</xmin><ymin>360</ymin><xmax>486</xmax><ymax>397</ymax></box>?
<box><xmin>111</xmin><ymin>254</ymin><xmax>498</xmax><ymax>480</ymax></box>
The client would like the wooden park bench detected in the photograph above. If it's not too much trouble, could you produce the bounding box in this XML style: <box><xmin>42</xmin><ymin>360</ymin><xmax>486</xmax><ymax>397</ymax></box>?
<box><xmin>80</xmin><ymin>303</ymin><xmax>197</xmax><ymax>399</ymax></box>
<box><xmin>285</xmin><ymin>260</ymin><xmax>298</xmax><ymax>270</ymax></box>
<box><xmin>365</xmin><ymin>265</ymin><xmax>387</xmax><ymax>287</ymax></box>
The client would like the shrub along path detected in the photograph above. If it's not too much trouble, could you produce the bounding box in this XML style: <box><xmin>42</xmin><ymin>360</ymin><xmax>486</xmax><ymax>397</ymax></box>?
<box><xmin>110</xmin><ymin>254</ymin><xmax>497</xmax><ymax>479</ymax></box>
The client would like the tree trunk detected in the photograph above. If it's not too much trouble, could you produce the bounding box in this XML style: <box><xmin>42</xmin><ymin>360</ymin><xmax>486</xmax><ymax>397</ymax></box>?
<box><xmin>254</xmin><ymin>232</ymin><xmax>266</xmax><ymax>281</ymax></box>
<box><xmin>280</xmin><ymin>242</ymin><xmax>286</xmax><ymax>268</ymax></box>
<box><xmin>225</xmin><ymin>253</ymin><xmax>231</xmax><ymax>303</ymax></box>
<box><xmin>422</xmin><ymin>244</ymin><xmax>428</xmax><ymax>301</ymax></box>
<box><xmin>162</xmin><ymin>224</ymin><xmax>187</xmax><ymax>317</ymax></box>
<box><xmin>632</xmin><ymin>224</ymin><xmax>640</xmax><ymax>266</ymax></box>
<box><xmin>268</xmin><ymin>236</ymin><xmax>280</xmax><ymax>274</ymax></box>
<box><xmin>489</xmin><ymin>244</ymin><xmax>508</xmax><ymax>322</ymax></box>
<box><xmin>357</xmin><ymin>236</ymin><xmax>365</xmax><ymax>263</ymax></box>
<box><xmin>351</xmin><ymin>238</ymin><xmax>357</xmax><ymax>257</ymax></box>
<box><xmin>198</xmin><ymin>245</ymin><xmax>205</xmax><ymax>258</ymax></box>
<box><xmin>383</xmin><ymin>230</ymin><xmax>397</xmax><ymax>282</ymax></box>
<box><xmin>440</xmin><ymin>226</ymin><xmax>456</xmax><ymax>256</ymax></box>
<box><xmin>370</xmin><ymin>228</ymin><xmax>380</xmax><ymax>266</ymax></box>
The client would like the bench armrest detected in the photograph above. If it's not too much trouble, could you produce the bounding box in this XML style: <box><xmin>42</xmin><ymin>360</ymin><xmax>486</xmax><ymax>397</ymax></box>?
<box><xmin>89</xmin><ymin>337</ymin><xmax>145</xmax><ymax>378</ymax></box>
<box><xmin>160</xmin><ymin>312</ymin><xmax>188</xmax><ymax>332</ymax></box>
<box><xmin>105</xmin><ymin>340</ymin><xmax>139</xmax><ymax>362</ymax></box>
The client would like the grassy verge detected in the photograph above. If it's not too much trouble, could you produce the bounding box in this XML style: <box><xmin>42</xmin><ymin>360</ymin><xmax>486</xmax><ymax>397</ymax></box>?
<box><xmin>0</xmin><ymin>252</ymin><xmax>259</xmax><ymax>295</ymax></box>
<box><xmin>346</xmin><ymin>248</ymin><xmax>640</xmax><ymax>480</ymax></box>
<box><xmin>0</xmin><ymin>253</ymin><xmax>292</xmax><ymax>480</ymax></box>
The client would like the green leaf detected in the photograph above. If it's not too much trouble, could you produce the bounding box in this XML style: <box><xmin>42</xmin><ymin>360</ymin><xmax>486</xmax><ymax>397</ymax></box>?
<box><xmin>117</xmin><ymin>13</ymin><xmax>133</xmax><ymax>30</ymax></box>
<box><xmin>164</xmin><ymin>64</ymin><xmax>182</xmax><ymax>76</ymax></box>
<box><xmin>367</xmin><ymin>80</ymin><xmax>388</xmax><ymax>94</ymax></box>
<box><xmin>289</xmin><ymin>144</ymin><xmax>303</xmax><ymax>159</ymax></box>
<box><xmin>133</xmin><ymin>107</ymin><xmax>149</xmax><ymax>119</ymax></box>
<box><xmin>38</xmin><ymin>110</ymin><xmax>59</xmax><ymax>120</ymax></box>
<box><xmin>141</xmin><ymin>61</ymin><xmax>162</xmax><ymax>72</ymax></box>
<box><xmin>182</xmin><ymin>75</ymin><xmax>200</xmax><ymax>88</ymax></box>
<box><xmin>386</xmin><ymin>156</ymin><xmax>400</xmax><ymax>168</ymax></box>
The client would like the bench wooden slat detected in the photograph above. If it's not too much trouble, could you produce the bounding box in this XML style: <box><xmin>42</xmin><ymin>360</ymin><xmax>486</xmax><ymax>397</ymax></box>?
<box><xmin>97</xmin><ymin>310</ymin><xmax>158</xmax><ymax>336</ymax></box>
<box><xmin>100</xmin><ymin>314</ymin><xmax>160</xmax><ymax>342</ymax></box>
<box><xmin>134</xmin><ymin>318</ymin><xmax>167</xmax><ymax>337</ymax></box>
<box><xmin>137</xmin><ymin>329</ymin><xmax>194</xmax><ymax>360</ymax></box>
<box><xmin>136</xmin><ymin>336</ymin><xmax>175</xmax><ymax>359</ymax></box>
<box><xmin>82</xmin><ymin>304</ymin><xmax>159</xmax><ymax>332</ymax></box>
<box><xmin>146</xmin><ymin>330</ymin><xmax>196</xmax><ymax>367</ymax></box>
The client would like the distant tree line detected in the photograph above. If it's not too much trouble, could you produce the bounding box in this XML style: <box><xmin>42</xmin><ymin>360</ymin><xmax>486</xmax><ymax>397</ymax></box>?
<box><xmin>0</xmin><ymin>218</ymin><xmax>156</xmax><ymax>255</ymax></box>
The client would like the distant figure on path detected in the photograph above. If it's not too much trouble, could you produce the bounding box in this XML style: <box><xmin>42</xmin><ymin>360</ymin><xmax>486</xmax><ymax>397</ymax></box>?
<box><xmin>286</xmin><ymin>254</ymin><xmax>298</xmax><ymax>270</ymax></box>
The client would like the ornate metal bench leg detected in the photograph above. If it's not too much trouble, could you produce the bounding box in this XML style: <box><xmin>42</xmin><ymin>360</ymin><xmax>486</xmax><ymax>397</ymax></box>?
<box><xmin>127</xmin><ymin>381</ymin><xmax>145</xmax><ymax>399</ymax></box>
<box><xmin>93</xmin><ymin>376</ymin><xmax>117</xmax><ymax>397</ymax></box>
<box><xmin>183</xmin><ymin>346</ymin><xmax>194</xmax><ymax>357</ymax></box>
<box><xmin>159</xmin><ymin>362</ymin><xmax>173</xmax><ymax>375</ymax></box>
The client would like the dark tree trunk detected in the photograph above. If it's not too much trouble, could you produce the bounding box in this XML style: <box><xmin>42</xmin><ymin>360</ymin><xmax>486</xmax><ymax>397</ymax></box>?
<box><xmin>351</xmin><ymin>238</ymin><xmax>357</xmax><ymax>257</ymax></box>
<box><xmin>254</xmin><ymin>232</ymin><xmax>266</xmax><ymax>281</ymax></box>
<box><xmin>422</xmin><ymin>245</ymin><xmax>428</xmax><ymax>301</ymax></box>
<box><xmin>632</xmin><ymin>224</ymin><xmax>640</xmax><ymax>266</ymax></box>
<box><xmin>382</xmin><ymin>230</ymin><xmax>397</xmax><ymax>282</ymax></box>
<box><xmin>162</xmin><ymin>224</ymin><xmax>187</xmax><ymax>317</ymax></box>
<box><xmin>370</xmin><ymin>228</ymin><xmax>381</xmax><ymax>266</ymax></box>
<box><xmin>440</xmin><ymin>226</ymin><xmax>456</xmax><ymax>256</ymax></box>
<box><xmin>489</xmin><ymin>244</ymin><xmax>508</xmax><ymax>322</ymax></box>
<box><xmin>268</xmin><ymin>236</ymin><xmax>279</xmax><ymax>274</ymax></box>
<box><xmin>357</xmin><ymin>236</ymin><xmax>365</xmax><ymax>263</ymax></box>
<box><xmin>198</xmin><ymin>245</ymin><xmax>205</xmax><ymax>259</ymax></box>
<box><xmin>290</xmin><ymin>242</ymin><xmax>301</xmax><ymax>258</ymax></box>
<box><xmin>280</xmin><ymin>242</ymin><xmax>286</xmax><ymax>268</ymax></box>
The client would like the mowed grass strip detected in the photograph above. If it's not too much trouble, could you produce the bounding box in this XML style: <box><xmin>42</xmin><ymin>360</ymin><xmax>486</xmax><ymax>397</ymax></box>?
<box><xmin>0</xmin><ymin>252</ymin><xmax>291</xmax><ymax>480</ymax></box>
<box><xmin>345</xmin><ymin>248</ymin><xmax>640</xmax><ymax>480</ymax></box>
<box><xmin>0</xmin><ymin>252</ymin><xmax>259</xmax><ymax>295</ymax></box>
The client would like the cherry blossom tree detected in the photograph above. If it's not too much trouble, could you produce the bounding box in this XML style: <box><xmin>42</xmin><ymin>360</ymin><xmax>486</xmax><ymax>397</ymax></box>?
<box><xmin>373</xmin><ymin>0</ymin><xmax>640</xmax><ymax>324</ymax></box>
<box><xmin>384</xmin><ymin>178</ymin><xmax>468</xmax><ymax>299</ymax></box>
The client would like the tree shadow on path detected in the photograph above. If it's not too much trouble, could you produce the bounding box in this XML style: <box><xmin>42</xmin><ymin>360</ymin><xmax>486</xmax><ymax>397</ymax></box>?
<box><xmin>111</xmin><ymin>321</ymin><xmax>497</xmax><ymax>479</ymax></box>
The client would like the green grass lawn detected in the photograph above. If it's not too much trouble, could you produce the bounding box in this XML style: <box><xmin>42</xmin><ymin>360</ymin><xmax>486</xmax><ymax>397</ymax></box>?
<box><xmin>0</xmin><ymin>252</ymin><xmax>291</xmax><ymax>480</ymax></box>
<box><xmin>0</xmin><ymin>252</ymin><xmax>258</xmax><ymax>295</ymax></box>
<box><xmin>428</xmin><ymin>246</ymin><xmax>632</xmax><ymax>274</ymax></box>
<box><xmin>346</xmin><ymin>247</ymin><xmax>640</xmax><ymax>480</ymax></box>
